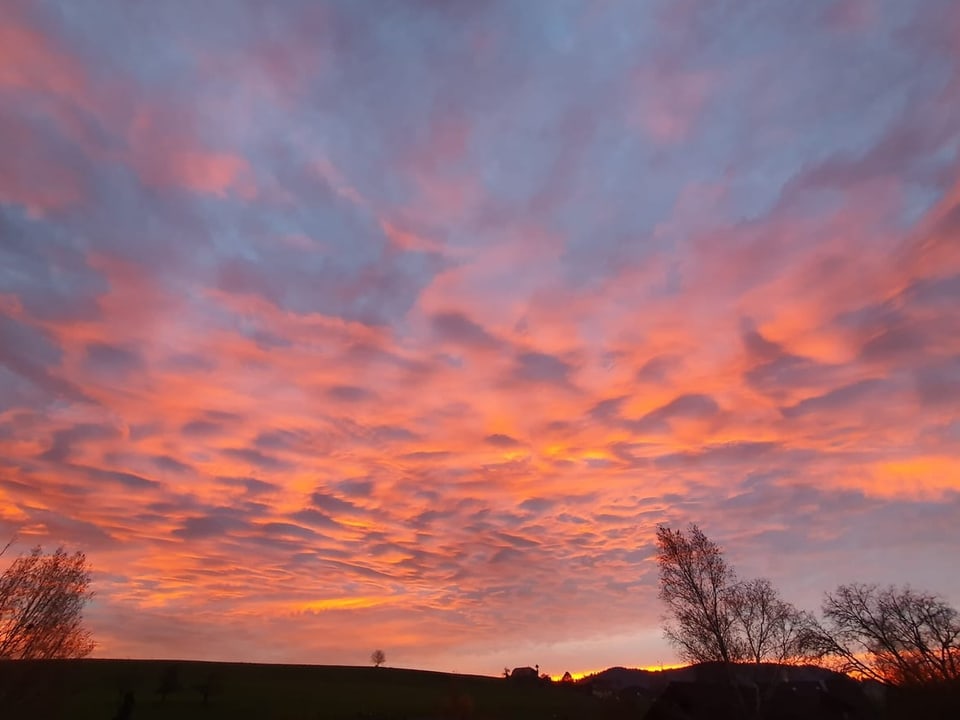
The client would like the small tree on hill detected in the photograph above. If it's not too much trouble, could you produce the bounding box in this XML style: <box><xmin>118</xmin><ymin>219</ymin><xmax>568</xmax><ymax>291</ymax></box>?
<box><xmin>371</xmin><ymin>648</ymin><xmax>386</xmax><ymax>667</ymax></box>
<box><xmin>0</xmin><ymin>544</ymin><xmax>95</xmax><ymax>659</ymax></box>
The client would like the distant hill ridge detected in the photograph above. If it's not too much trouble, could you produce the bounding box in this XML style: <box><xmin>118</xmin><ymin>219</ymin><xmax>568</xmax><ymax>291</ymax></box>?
<box><xmin>581</xmin><ymin>662</ymin><xmax>852</xmax><ymax>692</ymax></box>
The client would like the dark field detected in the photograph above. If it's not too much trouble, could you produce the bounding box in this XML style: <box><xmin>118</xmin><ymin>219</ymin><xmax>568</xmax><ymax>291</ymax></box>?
<box><xmin>0</xmin><ymin>659</ymin><xmax>630</xmax><ymax>720</ymax></box>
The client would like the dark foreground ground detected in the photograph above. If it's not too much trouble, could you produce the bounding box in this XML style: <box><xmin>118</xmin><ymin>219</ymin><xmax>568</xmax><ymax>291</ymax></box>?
<box><xmin>5</xmin><ymin>659</ymin><xmax>958</xmax><ymax>720</ymax></box>
<box><xmin>0</xmin><ymin>659</ymin><xmax>635</xmax><ymax>720</ymax></box>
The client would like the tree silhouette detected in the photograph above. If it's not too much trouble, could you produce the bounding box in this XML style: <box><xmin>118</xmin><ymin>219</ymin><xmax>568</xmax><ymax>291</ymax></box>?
<box><xmin>656</xmin><ymin>524</ymin><xmax>740</xmax><ymax>663</ymax></box>
<box><xmin>730</xmin><ymin>577</ymin><xmax>812</xmax><ymax>664</ymax></box>
<box><xmin>0</xmin><ymin>545</ymin><xmax>94</xmax><ymax>659</ymax></box>
<box><xmin>656</xmin><ymin>524</ymin><xmax>811</xmax><ymax>665</ymax></box>
<box><xmin>371</xmin><ymin>649</ymin><xmax>386</xmax><ymax>667</ymax></box>
<box><xmin>805</xmin><ymin>583</ymin><xmax>960</xmax><ymax>685</ymax></box>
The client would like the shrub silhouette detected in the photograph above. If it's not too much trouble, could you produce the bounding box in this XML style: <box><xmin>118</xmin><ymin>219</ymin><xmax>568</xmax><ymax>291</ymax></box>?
<box><xmin>196</xmin><ymin>670</ymin><xmax>223</xmax><ymax>705</ymax></box>
<box><xmin>157</xmin><ymin>664</ymin><xmax>181</xmax><ymax>703</ymax></box>
<box><xmin>112</xmin><ymin>690</ymin><xmax>135</xmax><ymax>720</ymax></box>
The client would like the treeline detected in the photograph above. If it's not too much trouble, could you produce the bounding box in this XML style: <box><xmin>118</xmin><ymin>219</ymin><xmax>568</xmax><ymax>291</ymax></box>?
<box><xmin>656</xmin><ymin>524</ymin><xmax>960</xmax><ymax>686</ymax></box>
<box><xmin>2</xmin><ymin>528</ymin><xmax>959</xmax><ymax>693</ymax></box>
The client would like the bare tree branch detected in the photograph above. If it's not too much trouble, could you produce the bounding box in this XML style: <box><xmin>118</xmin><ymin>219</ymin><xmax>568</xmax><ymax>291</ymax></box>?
<box><xmin>807</xmin><ymin>583</ymin><xmax>960</xmax><ymax>686</ymax></box>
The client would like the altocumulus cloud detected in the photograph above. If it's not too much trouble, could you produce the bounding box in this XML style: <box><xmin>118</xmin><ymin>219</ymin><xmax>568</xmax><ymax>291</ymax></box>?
<box><xmin>0</xmin><ymin>0</ymin><xmax>958</xmax><ymax>676</ymax></box>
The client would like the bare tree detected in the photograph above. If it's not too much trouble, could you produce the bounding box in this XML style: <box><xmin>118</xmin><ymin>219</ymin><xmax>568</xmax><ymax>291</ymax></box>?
<box><xmin>0</xmin><ymin>546</ymin><xmax>95</xmax><ymax>659</ymax></box>
<box><xmin>371</xmin><ymin>648</ymin><xmax>386</xmax><ymax>667</ymax></box>
<box><xmin>656</xmin><ymin>524</ymin><xmax>740</xmax><ymax>663</ymax></box>
<box><xmin>656</xmin><ymin>524</ymin><xmax>816</xmax><ymax>667</ymax></box>
<box><xmin>730</xmin><ymin>577</ymin><xmax>812</xmax><ymax>664</ymax></box>
<box><xmin>805</xmin><ymin>584</ymin><xmax>960</xmax><ymax>685</ymax></box>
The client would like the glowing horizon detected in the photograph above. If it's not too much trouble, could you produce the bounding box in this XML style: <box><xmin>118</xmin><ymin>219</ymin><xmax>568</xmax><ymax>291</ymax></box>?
<box><xmin>1</xmin><ymin>0</ymin><xmax>958</xmax><ymax>677</ymax></box>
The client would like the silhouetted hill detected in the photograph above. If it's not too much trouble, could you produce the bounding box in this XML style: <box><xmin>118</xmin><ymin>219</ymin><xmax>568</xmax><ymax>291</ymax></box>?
<box><xmin>580</xmin><ymin>662</ymin><xmax>884</xmax><ymax>720</ymax></box>
<box><xmin>582</xmin><ymin>661</ymin><xmax>853</xmax><ymax>693</ymax></box>
<box><xmin>0</xmin><ymin>658</ymin><xmax>608</xmax><ymax>720</ymax></box>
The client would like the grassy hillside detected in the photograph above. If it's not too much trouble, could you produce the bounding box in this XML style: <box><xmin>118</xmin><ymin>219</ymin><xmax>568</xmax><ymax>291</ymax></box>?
<box><xmin>0</xmin><ymin>659</ymin><xmax>632</xmax><ymax>720</ymax></box>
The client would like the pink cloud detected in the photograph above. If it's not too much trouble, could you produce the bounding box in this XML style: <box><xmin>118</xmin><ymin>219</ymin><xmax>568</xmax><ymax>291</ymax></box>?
<box><xmin>128</xmin><ymin>109</ymin><xmax>256</xmax><ymax>197</ymax></box>
<box><xmin>0</xmin><ymin>16</ymin><xmax>88</xmax><ymax>106</ymax></box>
<box><xmin>631</xmin><ymin>65</ymin><xmax>713</xmax><ymax>144</ymax></box>
<box><xmin>0</xmin><ymin>14</ymin><xmax>95</xmax><ymax>213</ymax></box>
<box><xmin>0</xmin><ymin>109</ymin><xmax>84</xmax><ymax>214</ymax></box>
<box><xmin>823</xmin><ymin>0</ymin><xmax>877</xmax><ymax>32</ymax></box>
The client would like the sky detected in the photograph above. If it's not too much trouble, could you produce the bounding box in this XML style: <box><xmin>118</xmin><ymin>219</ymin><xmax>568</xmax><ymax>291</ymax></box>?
<box><xmin>1</xmin><ymin>0</ymin><xmax>959</xmax><ymax>677</ymax></box>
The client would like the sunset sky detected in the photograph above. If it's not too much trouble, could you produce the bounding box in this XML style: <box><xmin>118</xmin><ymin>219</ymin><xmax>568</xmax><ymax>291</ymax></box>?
<box><xmin>1</xmin><ymin>0</ymin><xmax>959</xmax><ymax>676</ymax></box>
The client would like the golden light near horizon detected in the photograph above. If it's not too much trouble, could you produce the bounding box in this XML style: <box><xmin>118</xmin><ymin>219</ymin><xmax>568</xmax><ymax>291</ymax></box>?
<box><xmin>1</xmin><ymin>0</ymin><xmax>959</xmax><ymax>677</ymax></box>
<box><xmin>549</xmin><ymin>664</ymin><xmax>689</xmax><ymax>683</ymax></box>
